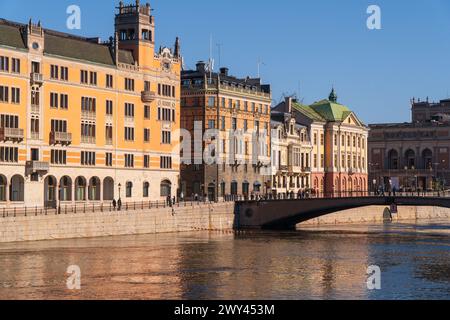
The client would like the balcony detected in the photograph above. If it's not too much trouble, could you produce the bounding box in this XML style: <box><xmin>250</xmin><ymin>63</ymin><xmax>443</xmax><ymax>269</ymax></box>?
<box><xmin>277</xmin><ymin>165</ymin><xmax>289</xmax><ymax>173</ymax></box>
<box><xmin>105</xmin><ymin>138</ymin><xmax>113</xmax><ymax>145</ymax></box>
<box><xmin>302</xmin><ymin>167</ymin><xmax>312</xmax><ymax>173</ymax></box>
<box><xmin>26</xmin><ymin>161</ymin><xmax>49</xmax><ymax>175</ymax></box>
<box><xmin>289</xmin><ymin>165</ymin><xmax>302</xmax><ymax>173</ymax></box>
<box><xmin>81</xmin><ymin>111</ymin><xmax>96</xmax><ymax>121</ymax></box>
<box><xmin>30</xmin><ymin>72</ymin><xmax>43</xmax><ymax>85</ymax></box>
<box><xmin>31</xmin><ymin>104</ymin><xmax>40</xmax><ymax>114</ymax></box>
<box><xmin>141</xmin><ymin>90</ymin><xmax>157</xmax><ymax>103</ymax></box>
<box><xmin>0</xmin><ymin>127</ymin><xmax>24</xmax><ymax>142</ymax></box>
<box><xmin>50</xmin><ymin>131</ymin><xmax>72</xmax><ymax>146</ymax></box>
<box><xmin>257</xmin><ymin>155</ymin><xmax>271</xmax><ymax>167</ymax></box>
<box><xmin>81</xmin><ymin>136</ymin><xmax>96</xmax><ymax>144</ymax></box>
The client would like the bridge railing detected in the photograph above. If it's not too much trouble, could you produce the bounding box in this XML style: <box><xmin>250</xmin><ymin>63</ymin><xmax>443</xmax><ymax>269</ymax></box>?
<box><xmin>0</xmin><ymin>198</ymin><xmax>235</xmax><ymax>219</ymax></box>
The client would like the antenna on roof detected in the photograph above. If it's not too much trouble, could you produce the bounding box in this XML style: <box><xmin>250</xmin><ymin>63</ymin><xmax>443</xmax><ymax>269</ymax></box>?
<box><xmin>257</xmin><ymin>57</ymin><xmax>266</xmax><ymax>79</ymax></box>
<box><xmin>216</xmin><ymin>42</ymin><xmax>223</xmax><ymax>68</ymax></box>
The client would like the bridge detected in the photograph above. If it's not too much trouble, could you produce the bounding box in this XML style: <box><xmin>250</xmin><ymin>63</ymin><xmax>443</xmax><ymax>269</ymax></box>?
<box><xmin>235</xmin><ymin>196</ymin><xmax>450</xmax><ymax>230</ymax></box>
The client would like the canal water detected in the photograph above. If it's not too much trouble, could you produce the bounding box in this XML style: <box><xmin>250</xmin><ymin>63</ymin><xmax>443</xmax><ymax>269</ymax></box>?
<box><xmin>0</xmin><ymin>219</ymin><xmax>449</xmax><ymax>300</ymax></box>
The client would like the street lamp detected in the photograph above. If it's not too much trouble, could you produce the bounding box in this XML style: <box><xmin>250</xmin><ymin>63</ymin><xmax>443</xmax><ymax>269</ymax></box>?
<box><xmin>118</xmin><ymin>183</ymin><xmax>122</xmax><ymax>200</ymax></box>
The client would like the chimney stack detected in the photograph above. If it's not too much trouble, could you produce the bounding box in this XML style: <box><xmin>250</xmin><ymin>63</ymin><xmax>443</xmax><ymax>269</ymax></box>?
<box><xmin>285</xmin><ymin>96</ymin><xmax>292</xmax><ymax>114</ymax></box>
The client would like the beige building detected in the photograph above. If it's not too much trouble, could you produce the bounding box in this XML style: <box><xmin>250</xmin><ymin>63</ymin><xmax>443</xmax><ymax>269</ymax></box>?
<box><xmin>270</xmin><ymin>99</ymin><xmax>312</xmax><ymax>196</ymax></box>
<box><xmin>274</xmin><ymin>90</ymin><xmax>369</xmax><ymax>196</ymax></box>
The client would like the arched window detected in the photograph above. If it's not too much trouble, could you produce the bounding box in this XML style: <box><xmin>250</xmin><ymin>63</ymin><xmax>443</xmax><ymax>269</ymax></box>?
<box><xmin>0</xmin><ymin>175</ymin><xmax>7</xmax><ymax>201</ymax></box>
<box><xmin>422</xmin><ymin>149</ymin><xmax>433</xmax><ymax>170</ymax></box>
<box><xmin>143</xmin><ymin>182</ymin><xmax>149</xmax><ymax>198</ymax></box>
<box><xmin>126</xmin><ymin>181</ymin><xmax>133</xmax><ymax>198</ymax></box>
<box><xmin>60</xmin><ymin>176</ymin><xmax>72</xmax><ymax>201</ymax></box>
<box><xmin>230</xmin><ymin>181</ymin><xmax>238</xmax><ymax>196</ymax></box>
<box><xmin>89</xmin><ymin>177</ymin><xmax>101</xmax><ymax>201</ymax></box>
<box><xmin>242</xmin><ymin>181</ymin><xmax>250</xmax><ymax>196</ymax></box>
<box><xmin>160</xmin><ymin>180</ymin><xmax>172</xmax><ymax>197</ymax></box>
<box><xmin>405</xmin><ymin>149</ymin><xmax>416</xmax><ymax>169</ymax></box>
<box><xmin>388</xmin><ymin>150</ymin><xmax>399</xmax><ymax>170</ymax></box>
<box><xmin>75</xmin><ymin>177</ymin><xmax>86</xmax><ymax>201</ymax></box>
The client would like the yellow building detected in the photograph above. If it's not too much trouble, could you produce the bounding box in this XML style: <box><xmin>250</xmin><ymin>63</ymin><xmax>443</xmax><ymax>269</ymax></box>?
<box><xmin>0</xmin><ymin>1</ymin><xmax>181</xmax><ymax>208</ymax></box>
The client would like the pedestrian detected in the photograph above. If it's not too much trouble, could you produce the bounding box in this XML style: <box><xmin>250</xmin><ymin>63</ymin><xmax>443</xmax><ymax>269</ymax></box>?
<box><xmin>117</xmin><ymin>198</ymin><xmax>122</xmax><ymax>211</ymax></box>
<box><xmin>180</xmin><ymin>191</ymin><xmax>184</xmax><ymax>202</ymax></box>
<box><xmin>112</xmin><ymin>199</ymin><xmax>117</xmax><ymax>211</ymax></box>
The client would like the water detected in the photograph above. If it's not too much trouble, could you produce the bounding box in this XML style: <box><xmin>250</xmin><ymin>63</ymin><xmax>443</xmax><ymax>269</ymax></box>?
<box><xmin>0</xmin><ymin>220</ymin><xmax>449</xmax><ymax>300</ymax></box>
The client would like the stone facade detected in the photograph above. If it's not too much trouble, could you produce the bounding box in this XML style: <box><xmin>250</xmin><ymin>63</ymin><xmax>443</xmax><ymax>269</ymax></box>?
<box><xmin>180</xmin><ymin>63</ymin><xmax>272</xmax><ymax>200</ymax></box>
<box><xmin>270</xmin><ymin>98</ymin><xmax>312</xmax><ymax>196</ymax></box>
<box><xmin>369</xmin><ymin>98</ymin><xmax>450</xmax><ymax>192</ymax></box>
<box><xmin>273</xmin><ymin>90</ymin><xmax>369</xmax><ymax>196</ymax></box>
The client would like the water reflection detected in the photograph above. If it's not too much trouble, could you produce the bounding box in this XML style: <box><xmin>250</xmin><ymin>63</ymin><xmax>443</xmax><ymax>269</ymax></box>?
<box><xmin>0</xmin><ymin>220</ymin><xmax>449</xmax><ymax>300</ymax></box>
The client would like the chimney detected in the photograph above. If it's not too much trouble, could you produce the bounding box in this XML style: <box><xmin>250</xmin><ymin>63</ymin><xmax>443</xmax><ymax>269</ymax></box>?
<box><xmin>285</xmin><ymin>96</ymin><xmax>292</xmax><ymax>114</ymax></box>
<box><xmin>220</xmin><ymin>67</ymin><xmax>229</xmax><ymax>76</ymax></box>
<box><xmin>196</xmin><ymin>61</ymin><xmax>206</xmax><ymax>73</ymax></box>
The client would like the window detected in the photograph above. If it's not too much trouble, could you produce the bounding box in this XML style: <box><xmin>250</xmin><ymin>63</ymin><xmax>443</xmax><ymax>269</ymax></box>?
<box><xmin>51</xmin><ymin>119</ymin><xmax>67</xmax><ymax>132</ymax></box>
<box><xmin>144</xmin><ymin>81</ymin><xmax>151</xmax><ymax>91</ymax></box>
<box><xmin>11</xmin><ymin>88</ymin><xmax>20</xmax><ymax>104</ymax></box>
<box><xmin>144</xmin><ymin>128</ymin><xmax>150</xmax><ymax>142</ymax></box>
<box><xmin>125</xmin><ymin>78</ymin><xmax>134</xmax><ymax>91</ymax></box>
<box><xmin>160</xmin><ymin>180</ymin><xmax>172</xmax><ymax>197</ymax></box>
<box><xmin>0</xmin><ymin>114</ymin><xmax>19</xmax><ymax>128</ymax></box>
<box><xmin>60</xmin><ymin>94</ymin><xmax>68</xmax><ymax>109</ymax></box>
<box><xmin>160</xmin><ymin>156</ymin><xmax>172</xmax><ymax>169</ymax></box>
<box><xmin>161</xmin><ymin>130</ymin><xmax>171</xmax><ymax>144</ymax></box>
<box><xmin>60</xmin><ymin>66</ymin><xmax>68</xmax><ymax>81</ymax></box>
<box><xmin>243</xmin><ymin>119</ymin><xmax>248</xmax><ymax>132</ymax></box>
<box><xmin>221</xmin><ymin>116</ymin><xmax>225</xmax><ymax>130</ymax></box>
<box><xmin>207</xmin><ymin>96</ymin><xmax>215</xmax><ymax>107</ymax></box>
<box><xmin>81</xmin><ymin>122</ymin><xmax>96</xmax><ymax>141</ymax></box>
<box><xmin>144</xmin><ymin>105</ymin><xmax>150</xmax><ymax>119</ymax></box>
<box><xmin>143</xmin><ymin>155</ymin><xmax>150</xmax><ymax>168</ymax></box>
<box><xmin>143</xmin><ymin>182</ymin><xmax>150</xmax><ymax>197</ymax></box>
<box><xmin>125</xmin><ymin>103</ymin><xmax>135</xmax><ymax>117</ymax></box>
<box><xmin>0</xmin><ymin>147</ymin><xmax>18</xmax><ymax>163</ymax></box>
<box><xmin>232</xmin><ymin>118</ymin><xmax>237</xmax><ymax>130</ymax></box>
<box><xmin>158</xmin><ymin>84</ymin><xmax>174</xmax><ymax>97</ymax></box>
<box><xmin>89</xmin><ymin>71</ymin><xmax>97</xmax><ymax>85</ymax></box>
<box><xmin>126</xmin><ymin>182</ymin><xmax>133</xmax><ymax>198</ymax></box>
<box><xmin>81</xmin><ymin>97</ymin><xmax>96</xmax><ymax>112</ymax></box>
<box><xmin>105</xmin><ymin>125</ymin><xmax>113</xmax><ymax>144</ymax></box>
<box><xmin>106</xmin><ymin>74</ymin><xmax>113</xmax><ymax>88</ymax></box>
<box><xmin>50</xmin><ymin>150</ymin><xmax>67</xmax><ymax>165</ymax></box>
<box><xmin>157</xmin><ymin>107</ymin><xmax>175</xmax><ymax>122</ymax></box>
<box><xmin>11</xmin><ymin>58</ymin><xmax>20</xmax><ymax>74</ymax></box>
<box><xmin>125</xmin><ymin>154</ymin><xmax>134</xmax><ymax>168</ymax></box>
<box><xmin>50</xmin><ymin>65</ymin><xmax>59</xmax><ymax>79</ymax></box>
<box><xmin>125</xmin><ymin>127</ymin><xmax>135</xmax><ymax>141</ymax></box>
<box><xmin>208</xmin><ymin>119</ymin><xmax>216</xmax><ymax>129</ymax></box>
<box><xmin>0</xmin><ymin>86</ymin><xmax>9</xmax><ymax>102</ymax></box>
<box><xmin>106</xmin><ymin>100</ymin><xmax>113</xmax><ymax>115</ymax></box>
<box><xmin>50</xmin><ymin>93</ymin><xmax>58</xmax><ymax>108</ymax></box>
<box><xmin>81</xmin><ymin>151</ymin><xmax>96</xmax><ymax>166</ymax></box>
<box><xmin>105</xmin><ymin>152</ymin><xmax>113</xmax><ymax>167</ymax></box>
<box><xmin>0</xmin><ymin>56</ymin><xmax>9</xmax><ymax>72</ymax></box>
<box><xmin>80</xmin><ymin>70</ymin><xmax>88</xmax><ymax>84</ymax></box>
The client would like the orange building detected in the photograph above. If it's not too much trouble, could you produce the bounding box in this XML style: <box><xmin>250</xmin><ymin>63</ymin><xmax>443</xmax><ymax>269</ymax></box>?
<box><xmin>0</xmin><ymin>1</ymin><xmax>181</xmax><ymax>208</ymax></box>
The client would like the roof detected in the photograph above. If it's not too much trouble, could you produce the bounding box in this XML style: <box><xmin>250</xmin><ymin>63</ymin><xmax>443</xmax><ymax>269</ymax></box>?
<box><xmin>0</xmin><ymin>22</ymin><xmax>26</xmax><ymax>49</ymax></box>
<box><xmin>291</xmin><ymin>102</ymin><xmax>326</xmax><ymax>122</ymax></box>
<box><xmin>309</xmin><ymin>99</ymin><xmax>352</xmax><ymax>122</ymax></box>
<box><xmin>0</xmin><ymin>18</ymin><xmax>135</xmax><ymax>66</ymax></box>
<box><xmin>44</xmin><ymin>33</ymin><xmax>115</xmax><ymax>65</ymax></box>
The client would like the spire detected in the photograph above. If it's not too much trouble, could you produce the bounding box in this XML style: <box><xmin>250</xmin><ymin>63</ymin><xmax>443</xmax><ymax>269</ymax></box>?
<box><xmin>329</xmin><ymin>87</ymin><xmax>337</xmax><ymax>103</ymax></box>
<box><xmin>174</xmin><ymin>36</ymin><xmax>181</xmax><ymax>58</ymax></box>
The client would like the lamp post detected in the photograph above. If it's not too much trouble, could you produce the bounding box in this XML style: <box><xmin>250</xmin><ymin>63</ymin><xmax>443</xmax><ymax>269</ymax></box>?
<box><xmin>118</xmin><ymin>183</ymin><xmax>122</xmax><ymax>200</ymax></box>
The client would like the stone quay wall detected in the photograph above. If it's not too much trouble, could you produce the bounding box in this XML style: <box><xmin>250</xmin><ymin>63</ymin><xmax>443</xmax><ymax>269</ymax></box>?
<box><xmin>299</xmin><ymin>206</ymin><xmax>450</xmax><ymax>226</ymax></box>
<box><xmin>0</xmin><ymin>202</ymin><xmax>236</xmax><ymax>243</ymax></box>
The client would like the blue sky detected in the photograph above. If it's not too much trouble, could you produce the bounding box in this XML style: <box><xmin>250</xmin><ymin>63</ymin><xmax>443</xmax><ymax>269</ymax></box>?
<box><xmin>1</xmin><ymin>0</ymin><xmax>450</xmax><ymax>124</ymax></box>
